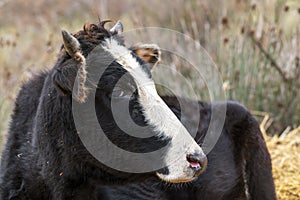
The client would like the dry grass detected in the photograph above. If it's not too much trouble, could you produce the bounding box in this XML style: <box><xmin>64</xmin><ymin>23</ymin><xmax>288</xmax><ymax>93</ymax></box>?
<box><xmin>261</xmin><ymin>116</ymin><xmax>300</xmax><ymax>200</ymax></box>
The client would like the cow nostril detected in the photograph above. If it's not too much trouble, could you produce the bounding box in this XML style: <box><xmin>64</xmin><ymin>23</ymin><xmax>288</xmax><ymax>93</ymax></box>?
<box><xmin>186</xmin><ymin>154</ymin><xmax>207</xmax><ymax>174</ymax></box>
<box><xmin>186</xmin><ymin>154</ymin><xmax>200</xmax><ymax>168</ymax></box>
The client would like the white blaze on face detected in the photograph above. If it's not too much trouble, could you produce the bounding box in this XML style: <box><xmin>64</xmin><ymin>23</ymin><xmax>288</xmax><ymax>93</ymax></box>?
<box><xmin>102</xmin><ymin>38</ymin><xmax>205</xmax><ymax>181</ymax></box>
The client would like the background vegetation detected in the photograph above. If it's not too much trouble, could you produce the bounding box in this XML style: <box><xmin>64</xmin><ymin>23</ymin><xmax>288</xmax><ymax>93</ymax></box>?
<box><xmin>0</xmin><ymin>0</ymin><xmax>299</xmax><ymax>199</ymax></box>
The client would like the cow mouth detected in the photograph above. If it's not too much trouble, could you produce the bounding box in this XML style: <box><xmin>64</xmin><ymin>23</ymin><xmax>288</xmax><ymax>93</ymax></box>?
<box><xmin>155</xmin><ymin>166</ymin><xmax>202</xmax><ymax>183</ymax></box>
<box><xmin>164</xmin><ymin>177</ymin><xmax>197</xmax><ymax>184</ymax></box>
<box><xmin>156</xmin><ymin>171</ymin><xmax>197</xmax><ymax>183</ymax></box>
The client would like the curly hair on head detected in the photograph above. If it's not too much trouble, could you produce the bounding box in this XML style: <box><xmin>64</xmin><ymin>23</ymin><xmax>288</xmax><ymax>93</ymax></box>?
<box><xmin>73</xmin><ymin>20</ymin><xmax>114</xmax><ymax>42</ymax></box>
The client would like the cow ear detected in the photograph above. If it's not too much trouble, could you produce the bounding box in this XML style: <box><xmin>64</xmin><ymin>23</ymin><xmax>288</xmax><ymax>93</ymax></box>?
<box><xmin>130</xmin><ymin>43</ymin><xmax>161</xmax><ymax>70</ymax></box>
<box><xmin>62</xmin><ymin>30</ymin><xmax>85</xmax><ymax>63</ymax></box>
<box><xmin>110</xmin><ymin>20</ymin><xmax>123</xmax><ymax>34</ymax></box>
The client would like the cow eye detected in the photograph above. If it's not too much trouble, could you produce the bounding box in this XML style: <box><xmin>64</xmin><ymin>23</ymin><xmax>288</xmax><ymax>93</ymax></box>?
<box><xmin>111</xmin><ymin>87</ymin><xmax>134</xmax><ymax>100</ymax></box>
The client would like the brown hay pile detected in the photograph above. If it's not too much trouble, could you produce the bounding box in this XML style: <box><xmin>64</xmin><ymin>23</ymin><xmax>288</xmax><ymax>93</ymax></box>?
<box><xmin>261</xmin><ymin>115</ymin><xmax>300</xmax><ymax>200</ymax></box>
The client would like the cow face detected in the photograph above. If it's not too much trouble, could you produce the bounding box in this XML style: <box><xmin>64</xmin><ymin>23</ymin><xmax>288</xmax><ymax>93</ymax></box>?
<box><xmin>53</xmin><ymin>20</ymin><xmax>207</xmax><ymax>183</ymax></box>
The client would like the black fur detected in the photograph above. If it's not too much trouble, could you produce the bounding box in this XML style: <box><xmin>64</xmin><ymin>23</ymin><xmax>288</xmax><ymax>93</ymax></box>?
<box><xmin>96</xmin><ymin>96</ymin><xmax>277</xmax><ymax>200</ymax></box>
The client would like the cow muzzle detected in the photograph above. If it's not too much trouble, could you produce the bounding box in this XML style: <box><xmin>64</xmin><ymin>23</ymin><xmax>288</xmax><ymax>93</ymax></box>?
<box><xmin>156</xmin><ymin>142</ymin><xmax>207</xmax><ymax>183</ymax></box>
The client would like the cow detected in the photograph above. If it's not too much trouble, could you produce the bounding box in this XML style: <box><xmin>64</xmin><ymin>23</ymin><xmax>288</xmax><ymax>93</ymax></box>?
<box><xmin>0</xmin><ymin>20</ymin><xmax>207</xmax><ymax>200</ymax></box>
<box><xmin>94</xmin><ymin>96</ymin><xmax>277</xmax><ymax>200</ymax></box>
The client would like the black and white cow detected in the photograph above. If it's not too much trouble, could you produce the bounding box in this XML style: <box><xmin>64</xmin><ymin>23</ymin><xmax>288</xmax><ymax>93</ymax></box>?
<box><xmin>94</xmin><ymin>96</ymin><xmax>277</xmax><ymax>200</ymax></box>
<box><xmin>0</xmin><ymin>21</ymin><xmax>207</xmax><ymax>200</ymax></box>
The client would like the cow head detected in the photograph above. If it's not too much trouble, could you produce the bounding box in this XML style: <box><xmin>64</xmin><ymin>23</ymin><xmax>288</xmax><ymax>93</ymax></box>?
<box><xmin>52</xmin><ymin>20</ymin><xmax>207</xmax><ymax>183</ymax></box>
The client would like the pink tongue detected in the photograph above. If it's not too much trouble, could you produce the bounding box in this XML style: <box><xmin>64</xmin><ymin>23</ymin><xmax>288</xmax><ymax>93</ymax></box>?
<box><xmin>190</xmin><ymin>162</ymin><xmax>200</xmax><ymax>168</ymax></box>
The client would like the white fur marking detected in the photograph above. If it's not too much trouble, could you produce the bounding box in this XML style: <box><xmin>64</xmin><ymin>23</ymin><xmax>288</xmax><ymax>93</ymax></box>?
<box><xmin>102</xmin><ymin>39</ymin><xmax>188</xmax><ymax>139</ymax></box>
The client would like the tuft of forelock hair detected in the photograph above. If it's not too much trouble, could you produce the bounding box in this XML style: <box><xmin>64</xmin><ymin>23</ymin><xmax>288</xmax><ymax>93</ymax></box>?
<box><xmin>72</xmin><ymin>51</ymin><xmax>88</xmax><ymax>103</ymax></box>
